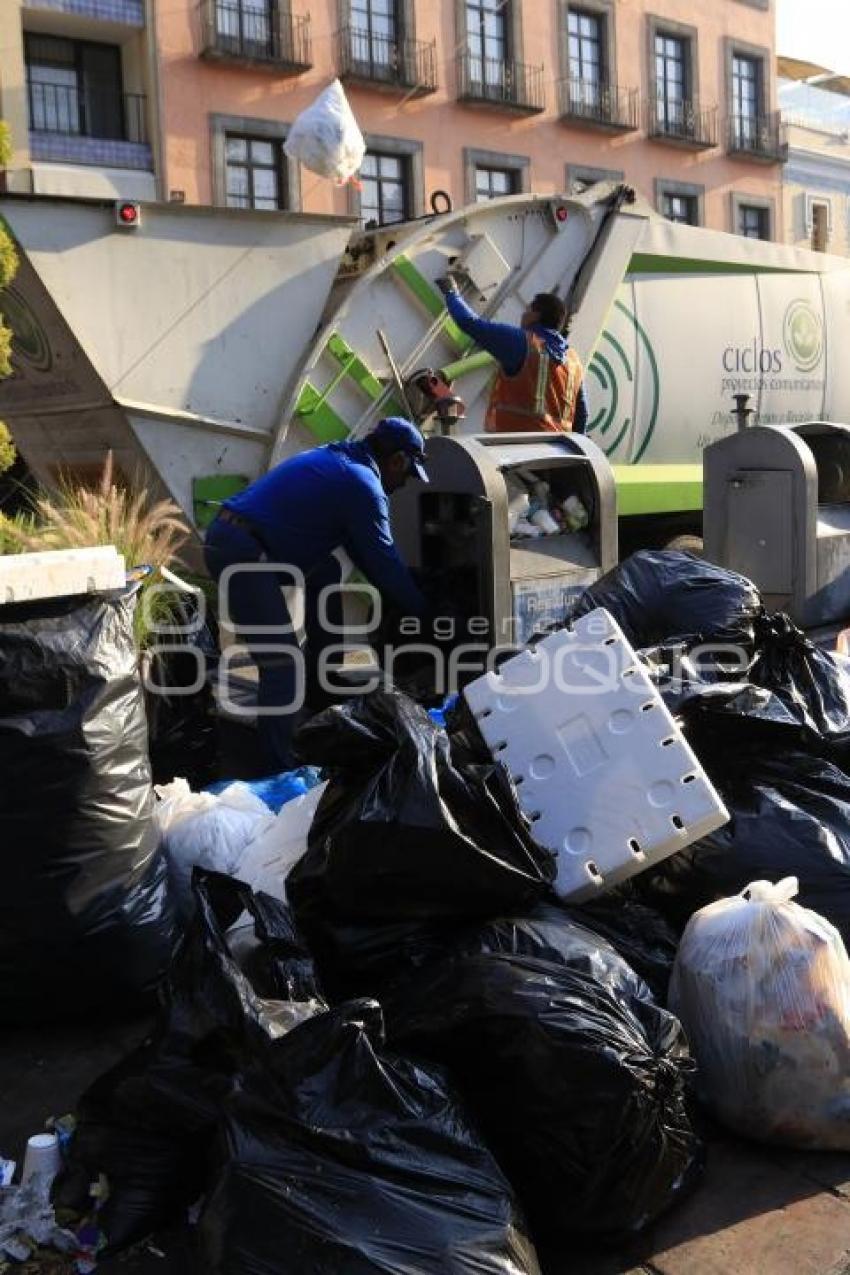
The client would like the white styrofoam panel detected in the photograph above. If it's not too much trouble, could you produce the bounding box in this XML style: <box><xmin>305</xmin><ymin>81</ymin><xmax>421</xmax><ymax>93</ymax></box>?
<box><xmin>464</xmin><ymin>607</ymin><xmax>729</xmax><ymax>902</ymax></box>
<box><xmin>0</xmin><ymin>546</ymin><xmax>126</xmax><ymax>605</ymax></box>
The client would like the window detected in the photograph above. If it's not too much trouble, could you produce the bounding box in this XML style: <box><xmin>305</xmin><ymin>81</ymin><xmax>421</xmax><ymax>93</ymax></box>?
<box><xmin>655</xmin><ymin>32</ymin><xmax>688</xmax><ymax>132</ymax></box>
<box><xmin>662</xmin><ymin>192</ymin><xmax>697</xmax><ymax>225</ymax></box>
<box><xmin>568</xmin><ymin>9</ymin><xmax>604</xmax><ymax>106</ymax></box>
<box><xmin>25</xmin><ymin>34</ymin><xmax>127</xmax><ymax>140</ymax></box>
<box><xmin>350</xmin><ymin>0</ymin><xmax>398</xmax><ymax>71</ymax></box>
<box><xmin>466</xmin><ymin>0</ymin><xmax>508</xmax><ymax>88</ymax></box>
<box><xmin>360</xmin><ymin>150</ymin><xmax>408</xmax><ymax>225</ymax></box>
<box><xmin>732</xmin><ymin>53</ymin><xmax>760</xmax><ymax>146</ymax></box>
<box><xmin>216</xmin><ymin>0</ymin><xmax>273</xmax><ymax>58</ymax></box>
<box><xmin>475</xmin><ymin>166</ymin><xmax>517</xmax><ymax>201</ymax></box>
<box><xmin>567</xmin><ymin>164</ymin><xmax>623</xmax><ymax>194</ymax></box>
<box><xmin>739</xmin><ymin>204</ymin><xmax>768</xmax><ymax>239</ymax></box>
<box><xmin>811</xmin><ymin>201</ymin><xmax>830</xmax><ymax>252</ymax></box>
<box><xmin>225</xmin><ymin>135</ymin><xmax>285</xmax><ymax>211</ymax></box>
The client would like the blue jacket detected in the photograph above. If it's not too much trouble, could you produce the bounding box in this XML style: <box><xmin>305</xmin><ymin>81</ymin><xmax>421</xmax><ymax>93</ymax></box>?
<box><xmin>224</xmin><ymin>441</ymin><xmax>427</xmax><ymax>616</ymax></box>
<box><xmin>446</xmin><ymin>292</ymin><xmax>589</xmax><ymax>432</ymax></box>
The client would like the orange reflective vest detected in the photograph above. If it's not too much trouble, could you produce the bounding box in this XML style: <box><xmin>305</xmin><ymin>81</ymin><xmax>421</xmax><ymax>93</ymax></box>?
<box><xmin>485</xmin><ymin>333</ymin><xmax>584</xmax><ymax>434</ymax></box>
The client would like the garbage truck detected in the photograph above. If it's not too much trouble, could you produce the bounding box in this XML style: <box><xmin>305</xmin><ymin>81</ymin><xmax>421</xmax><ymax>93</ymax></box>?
<box><xmin>1</xmin><ymin>183</ymin><xmax>849</xmax><ymax>557</ymax></box>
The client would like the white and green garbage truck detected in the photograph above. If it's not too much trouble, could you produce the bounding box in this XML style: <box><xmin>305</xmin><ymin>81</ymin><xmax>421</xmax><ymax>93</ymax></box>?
<box><xmin>1</xmin><ymin>183</ymin><xmax>849</xmax><ymax>614</ymax></box>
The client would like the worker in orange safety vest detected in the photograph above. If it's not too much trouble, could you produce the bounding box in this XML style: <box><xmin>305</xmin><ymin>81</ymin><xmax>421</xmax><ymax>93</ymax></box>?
<box><xmin>436</xmin><ymin>276</ymin><xmax>588</xmax><ymax>435</ymax></box>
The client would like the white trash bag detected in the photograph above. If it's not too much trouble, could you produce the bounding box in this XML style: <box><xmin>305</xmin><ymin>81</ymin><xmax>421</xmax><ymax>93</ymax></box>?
<box><xmin>155</xmin><ymin>779</ymin><xmax>327</xmax><ymax>917</ymax></box>
<box><xmin>670</xmin><ymin>877</ymin><xmax>850</xmax><ymax>1150</ymax></box>
<box><xmin>284</xmin><ymin>79</ymin><xmax>365</xmax><ymax>183</ymax></box>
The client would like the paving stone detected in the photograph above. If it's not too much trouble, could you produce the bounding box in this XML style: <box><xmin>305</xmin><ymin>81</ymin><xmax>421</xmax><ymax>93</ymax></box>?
<box><xmin>644</xmin><ymin>1137</ymin><xmax>850</xmax><ymax>1275</ymax></box>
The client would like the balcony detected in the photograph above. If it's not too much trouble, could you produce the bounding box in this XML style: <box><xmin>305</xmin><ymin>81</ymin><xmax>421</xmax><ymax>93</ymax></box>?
<box><xmin>200</xmin><ymin>1</ymin><xmax>311</xmax><ymax>73</ymax></box>
<box><xmin>21</xmin><ymin>0</ymin><xmax>145</xmax><ymax>24</ymax></box>
<box><xmin>558</xmin><ymin>78</ymin><xmax>639</xmax><ymax>132</ymax></box>
<box><xmin>457</xmin><ymin>51</ymin><xmax>545</xmax><ymax>115</ymax></box>
<box><xmin>727</xmin><ymin>111</ymin><xmax>789</xmax><ymax>163</ymax></box>
<box><xmin>27</xmin><ymin>81</ymin><xmax>152</xmax><ymax>170</ymax></box>
<box><xmin>648</xmin><ymin>94</ymin><xmax>718</xmax><ymax>149</ymax></box>
<box><xmin>337</xmin><ymin>26</ymin><xmax>437</xmax><ymax>96</ymax></box>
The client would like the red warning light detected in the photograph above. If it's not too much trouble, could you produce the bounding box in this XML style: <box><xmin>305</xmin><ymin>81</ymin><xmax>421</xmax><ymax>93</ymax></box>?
<box><xmin>115</xmin><ymin>201</ymin><xmax>141</xmax><ymax>228</ymax></box>
<box><xmin>555</xmin><ymin>206</ymin><xmax>569</xmax><ymax>222</ymax></box>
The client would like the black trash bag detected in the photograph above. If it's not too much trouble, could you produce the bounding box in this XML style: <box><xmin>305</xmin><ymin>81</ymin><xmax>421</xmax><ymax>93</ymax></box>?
<box><xmin>384</xmin><ymin>949</ymin><xmax>702</xmax><ymax>1244</ymax></box>
<box><xmin>54</xmin><ymin>871</ymin><xmax>320</xmax><ymax>1252</ymax></box>
<box><xmin>565</xmin><ymin>551</ymin><xmax>763</xmax><ymax>650</ymax></box>
<box><xmin>748</xmin><ymin>612</ymin><xmax>850</xmax><ymax>757</ymax></box>
<box><xmin>199</xmin><ymin>998</ymin><xmax>541</xmax><ymax>1275</ymax></box>
<box><xmin>567</xmin><ymin>895</ymin><xmax>680</xmax><ymax>1002</ymax></box>
<box><xmin>635</xmin><ymin>750</ymin><xmax>850</xmax><ymax>947</ymax></box>
<box><xmin>290</xmin><ymin>689</ymin><xmax>555</xmax><ymax>983</ymax></box>
<box><xmin>0</xmin><ymin>588</ymin><xmax>177</xmax><ymax>1021</ymax></box>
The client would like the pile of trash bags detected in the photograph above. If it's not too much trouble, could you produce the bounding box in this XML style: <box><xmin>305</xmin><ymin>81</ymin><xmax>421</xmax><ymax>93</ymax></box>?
<box><xmin>54</xmin><ymin>685</ymin><xmax>704</xmax><ymax>1268</ymax></box>
<box><xmin>36</xmin><ymin>547</ymin><xmax>850</xmax><ymax>1268</ymax></box>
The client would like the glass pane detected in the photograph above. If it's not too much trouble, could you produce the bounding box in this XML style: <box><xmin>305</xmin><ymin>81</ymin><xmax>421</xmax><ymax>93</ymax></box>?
<box><xmin>28</xmin><ymin>64</ymin><xmax>79</xmax><ymax>134</ymax></box>
<box><xmin>254</xmin><ymin>198</ymin><xmax>278</xmax><ymax>211</ymax></box>
<box><xmin>227</xmin><ymin>166</ymin><xmax>249</xmax><ymax>196</ymax></box>
<box><xmin>378</xmin><ymin>154</ymin><xmax>402</xmax><ymax>179</ymax></box>
<box><xmin>361</xmin><ymin>153</ymin><xmax>378</xmax><ymax>177</ymax></box>
<box><xmin>250</xmin><ymin>139</ymin><xmax>274</xmax><ymax>165</ymax></box>
<box><xmin>253</xmin><ymin>166</ymin><xmax>278</xmax><ymax>201</ymax></box>
<box><xmin>227</xmin><ymin>192</ymin><xmax>251</xmax><ymax>209</ymax></box>
<box><xmin>226</xmin><ymin>136</ymin><xmax>248</xmax><ymax>161</ymax></box>
<box><xmin>382</xmin><ymin>180</ymin><xmax>404</xmax><ymax>210</ymax></box>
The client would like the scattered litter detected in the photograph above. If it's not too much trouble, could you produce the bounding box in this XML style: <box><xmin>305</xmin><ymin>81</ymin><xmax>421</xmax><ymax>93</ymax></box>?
<box><xmin>671</xmin><ymin>878</ymin><xmax>850</xmax><ymax>1149</ymax></box>
<box><xmin>205</xmin><ymin>765</ymin><xmax>323</xmax><ymax>812</ymax></box>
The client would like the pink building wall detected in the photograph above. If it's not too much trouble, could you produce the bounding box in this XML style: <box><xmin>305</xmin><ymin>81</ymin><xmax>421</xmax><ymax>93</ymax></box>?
<box><xmin>154</xmin><ymin>0</ymin><xmax>782</xmax><ymax>233</ymax></box>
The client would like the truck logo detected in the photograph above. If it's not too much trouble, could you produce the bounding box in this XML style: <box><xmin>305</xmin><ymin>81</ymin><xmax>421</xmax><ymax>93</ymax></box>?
<box><xmin>0</xmin><ymin>286</ymin><xmax>52</xmax><ymax>374</ymax></box>
<box><xmin>783</xmin><ymin>299</ymin><xmax>823</xmax><ymax>373</ymax></box>
<box><xmin>586</xmin><ymin>300</ymin><xmax>660</xmax><ymax>462</ymax></box>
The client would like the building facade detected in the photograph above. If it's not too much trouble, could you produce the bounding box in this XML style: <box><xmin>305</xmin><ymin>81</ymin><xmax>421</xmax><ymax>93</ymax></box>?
<box><xmin>779</xmin><ymin>79</ymin><xmax>850</xmax><ymax>257</ymax></box>
<box><xmin>1</xmin><ymin>0</ymin><xmax>785</xmax><ymax>237</ymax></box>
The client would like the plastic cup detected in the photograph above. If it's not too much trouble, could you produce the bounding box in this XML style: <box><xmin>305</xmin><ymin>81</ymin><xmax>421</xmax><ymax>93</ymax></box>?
<box><xmin>21</xmin><ymin>1133</ymin><xmax>61</xmax><ymax>1185</ymax></box>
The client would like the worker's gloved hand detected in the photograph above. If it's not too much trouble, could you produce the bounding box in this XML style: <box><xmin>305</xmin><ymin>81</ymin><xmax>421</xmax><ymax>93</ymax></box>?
<box><xmin>435</xmin><ymin>273</ymin><xmax>459</xmax><ymax>297</ymax></box>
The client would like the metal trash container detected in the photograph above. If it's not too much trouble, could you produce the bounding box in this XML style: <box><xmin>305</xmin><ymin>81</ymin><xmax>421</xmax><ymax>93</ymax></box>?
<box><xmin>704</xmin><ymin>421</ymin><xmax>850</xmax><ymax>629</ymax></box>
<box><xmin>391</xmin><ymin>432</ymin><xmax>617</xmax><ymax>650</ymax></box>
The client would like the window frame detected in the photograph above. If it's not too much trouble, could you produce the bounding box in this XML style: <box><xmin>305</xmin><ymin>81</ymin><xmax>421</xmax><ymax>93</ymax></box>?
<box><xmin>224</xmin><ymin>133</ymin><xmax>286</xmax><ymax>212</ymax></box>
<box><xmin>24</xmin><ymin>32</ymin><xmax>125</xmax><ymax>139</ymax></box>
<box><xmin>566</xmin><ymin>163</ymin><xmax>624</xmax><ymax>195</ymax></box>
<box><xmin>730</xmin><ymin>191</ymin><xmax>774</xmax><ymax>241</ymax></box>
<box><xmin>347</xmin><ymin>133</ymin><xmax>424</xmax><ymax>226</ymax></box>
<box><xmin>646</xmin><ymin>15</ymin><xmax>700</xmax><ymax>126</ymax></box>
<box><xmin>464</xmin><ymin>146</ymin><xmax>529</xmax><ymax>203</ymax></box>
<box><xmin>210</xmin><ymin>113</ymin><xmax>301</xmax><ymax>211</ymax></box>
<box><xmin>724</xmin><ymin>37</ymin><xmax>771</xmax><ymax>145</ymax></box>
<box><xmin>455</xmin><ymin>0</ymin><xmax>525</xmax><ymax>69</ymax></box>
<box><xmin>655</xmin><ymin>177</ymin><xmax>705</xmax><ymax>227</ymax></box>
<box><xmin>558</xmin><ymin>1</ymin><xmax>617</xmax><ymax>99</ymax></box>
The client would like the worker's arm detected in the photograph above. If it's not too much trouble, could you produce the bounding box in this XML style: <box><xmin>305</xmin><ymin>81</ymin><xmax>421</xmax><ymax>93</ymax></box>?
<box><xmin>343</xmin><ymin>479</ymin><xmax>429</xmax><ymax>618</ymax></box>
<box><xmin>573</xmin><ymin>381</ymin><xmax>589</xmax><ymax>434</ymax></box>
<box><xmin>444</xmin><ymin>291</ymin><xmax>527</xmax><ymax>376</ymax></box>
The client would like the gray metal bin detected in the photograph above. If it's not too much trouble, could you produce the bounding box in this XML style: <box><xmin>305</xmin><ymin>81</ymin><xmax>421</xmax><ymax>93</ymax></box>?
<box><xmin>704</xmin><ymin>421</ymin><xmax>850</xmax><ymax>629</ymax></box>
<box><xmin>391</xmin><ymin>432</ymin><xmax>617</xmax><ymax>649</ymax></box>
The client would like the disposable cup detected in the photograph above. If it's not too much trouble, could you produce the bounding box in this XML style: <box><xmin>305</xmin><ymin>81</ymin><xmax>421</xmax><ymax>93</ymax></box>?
<box><xmin>21</xmin><ymin>1133</ymin><xmax>61</xmax><ymax>1185</ymax></box>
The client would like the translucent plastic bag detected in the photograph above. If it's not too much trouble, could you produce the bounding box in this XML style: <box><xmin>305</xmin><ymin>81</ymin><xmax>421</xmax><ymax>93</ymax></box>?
<box><xmin>154</xmin><ymin>780</ymin><xmax>275</xmax><ymax>915</ymax></box>
<box><xmin>670</xmin><ymin>878</ymin><xmax>850</xmax><ymax>1149</ymax></box>
<box><xmin>284</xmin><ymin>79</ymin><xmax>365</xmax><ymax>183</ymax></box>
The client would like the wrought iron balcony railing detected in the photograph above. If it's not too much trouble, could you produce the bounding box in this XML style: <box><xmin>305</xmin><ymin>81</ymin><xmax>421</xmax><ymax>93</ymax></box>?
<box><xmin>27</xmin><ymin>80</ymin><xmax>147</xmax><ymax>144</ymax></box>
<box><xmin>337</xmin><ymin>26</ymin><xmax>437</xmax><ymax>94</ymax></box>
<box><xmin>201</xmin><ymin>1</ymin><xmax>311</xmax><ymax>72</ymax></box>
<box><xmin>727</xmin><ymin>111</ymin><xmax>789</xmax><ymax>163</ymax></box>
<box><xmin>558</xmin><ymin>78</ymin><xmax>639</xmax><ymax>131</ymax></box>
<box><xmin>457</xmin><ymin>51</ymin><xmax>545</xmax><ymax>114</ymax></box>
<box><xmin>648</xmin><ymin>92</ymin><xmax>718</xmax><ymax>148</ymax></box>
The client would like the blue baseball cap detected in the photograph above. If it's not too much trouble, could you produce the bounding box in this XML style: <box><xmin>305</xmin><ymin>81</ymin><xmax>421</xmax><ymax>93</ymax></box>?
<box><xmin>371</xmin><ymin>417</ymin><xmax>429</xmax><ymax>483</ymax></box>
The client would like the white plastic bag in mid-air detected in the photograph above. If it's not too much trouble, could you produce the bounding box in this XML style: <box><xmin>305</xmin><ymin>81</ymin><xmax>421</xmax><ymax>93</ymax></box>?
<box><xmin>670</xmin><ymin>877</ymin><xmax>850</xmax><ymax>1149</ymax></box>
<box><xmin>284</xmin><ymin>79</ymin><xmax>365</xmax><ymax>183</ymax></box>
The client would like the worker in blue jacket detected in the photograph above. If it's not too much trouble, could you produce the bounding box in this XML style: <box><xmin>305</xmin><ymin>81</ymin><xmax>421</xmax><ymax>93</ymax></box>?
<box><xmin>205</xmin><ymin>418</ymin><xmax>429</xmax><ymax>770</ymax></box>
<box><xmin>437</xmin><ymin>278</ymin><xmax>589</xmax><ymax>434</ymax></box>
